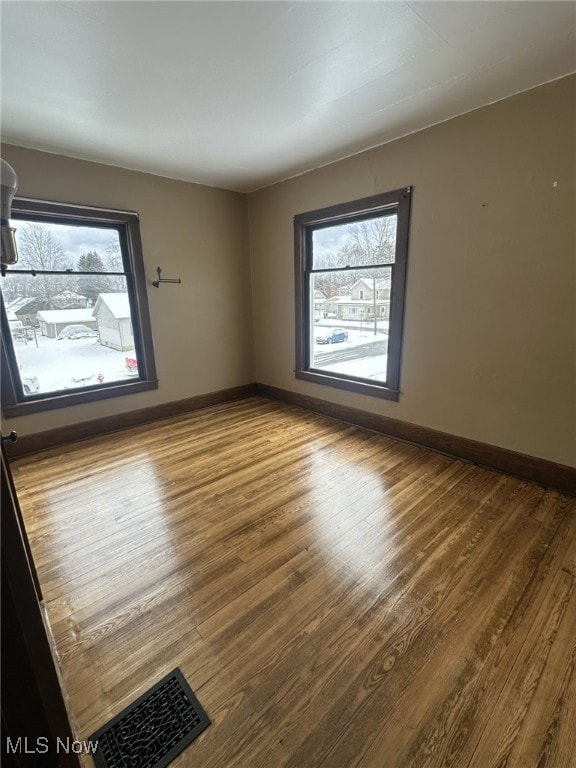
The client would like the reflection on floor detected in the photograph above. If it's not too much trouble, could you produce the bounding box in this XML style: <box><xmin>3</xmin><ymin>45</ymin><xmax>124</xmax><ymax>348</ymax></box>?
<box><xmin>13</xmin><ymin>397</ymin><xmax>576</xmax><ymax>768</ymax></box>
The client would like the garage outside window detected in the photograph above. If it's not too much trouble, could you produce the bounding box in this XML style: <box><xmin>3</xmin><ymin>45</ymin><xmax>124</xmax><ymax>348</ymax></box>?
<box><xmin>1</xmin><ymin>198</ymin><xmax>157</xmax><ymax>416</ymax></box>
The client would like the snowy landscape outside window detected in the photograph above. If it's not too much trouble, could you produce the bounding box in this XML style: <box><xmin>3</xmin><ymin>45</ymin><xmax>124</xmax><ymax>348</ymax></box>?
<box><xmin>1</xmin><ymin>199</ymin><xmax>157</xmax><ymax>415</ymax></box>
<box><xmin>294</xmin><ymin>188</ymin><xmax>412</xmax><ymax>401</ymax></box>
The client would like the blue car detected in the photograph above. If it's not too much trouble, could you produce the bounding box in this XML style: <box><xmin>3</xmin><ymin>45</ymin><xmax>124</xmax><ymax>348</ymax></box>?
<box><xmin>316</xmin><ymin>328</ymin><xmax>349</xmax><ymax>344</ymax></box>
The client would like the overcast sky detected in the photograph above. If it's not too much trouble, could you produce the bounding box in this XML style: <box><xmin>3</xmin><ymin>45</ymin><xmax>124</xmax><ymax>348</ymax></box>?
<box><xmin>13</xmin><ymin>219</ymin><xmax>120</xmax><ymax>266</ymax></box>
<box><xmin>313</xmin><ymin>222</ymin><xmax>350</xmax><ymax>261</ymax></box>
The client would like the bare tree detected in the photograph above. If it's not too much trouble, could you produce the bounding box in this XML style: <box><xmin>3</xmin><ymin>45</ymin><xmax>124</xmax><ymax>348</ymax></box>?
<box><xmin>345</xmin><ymin>216</ymin><xmax>396</xmax><ymax>265</ymax></box>
<box><xmin>103</xmin><ymin>240</ymin><xmax>126</xmax><ymax>291</ymax></box>
<box><xmin>314</xmin><ymin>215</ymin><xmax>396</xmax><ymax>333</ymax></box>
<box><xmin>346</xmin><ymin>218</ymin><xmax>395</xmax><ymax>334</ymax></box>
<box><xmin>10</xmin><ymin>223</ymin><xmax>75</xmax><ymax>308</ymax></box>
<box><xmin>17</xmin><ymin>223</ymin><xmax>71</xmax><ymax>271</ymax></box>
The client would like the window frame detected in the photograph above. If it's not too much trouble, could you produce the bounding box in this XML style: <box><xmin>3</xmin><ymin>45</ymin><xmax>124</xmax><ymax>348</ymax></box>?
<box><xmin>1</xmin><ymin>197</ymin><xmax>158</xmax><ymax>416</ymax></box>
<box><xmin>294</xmin><ymin>187</ymin><xmax>412</xmax><ymax>401</ymax></box>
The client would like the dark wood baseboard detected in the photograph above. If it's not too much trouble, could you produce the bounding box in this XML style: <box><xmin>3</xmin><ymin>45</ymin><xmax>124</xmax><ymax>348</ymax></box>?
<box><xmin>6</xmin><ymin>380</ymin><xmax>575</xmax><ymax>496</ymax></box>
<box><xmin>256</xmin><ymin>383</ymin><xmax>576</xmax><ymax>497</ymax></box>
<box><xmin>6</xmin><ymin>383</ymin><xmax>258</xmax><ymax>458</ymax></box>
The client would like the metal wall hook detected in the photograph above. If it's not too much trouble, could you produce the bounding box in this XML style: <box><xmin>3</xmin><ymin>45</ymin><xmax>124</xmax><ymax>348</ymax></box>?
<box><xmin>152</xmin><ymin>266</ymin><xmax>181</xmax><ymax>287</ymax></box>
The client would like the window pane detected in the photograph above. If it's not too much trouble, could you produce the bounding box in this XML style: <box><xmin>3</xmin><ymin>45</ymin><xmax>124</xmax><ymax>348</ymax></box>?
<box><xmin>312</xmin><ymin>212</ymin><xmax>397</xmax><ymax>270</ymax></box>
<box><xmin>2</xmin><ymin>274</ymin><xmax>139</xmax><ymax>396</ymax></box>
<box><xmin>1</xmin><ymin>199</ymin><xmax>158</xmax><ymax>415</ymax></box>
<box><xmin>11</xmin><ymin>219</ymin><xmax>124</xmax><ymax>273</ymax></box>
<box><xmin>310</xmin><ymin>267</ymin><xmax>392</xmax><ymax>384</ymax></box>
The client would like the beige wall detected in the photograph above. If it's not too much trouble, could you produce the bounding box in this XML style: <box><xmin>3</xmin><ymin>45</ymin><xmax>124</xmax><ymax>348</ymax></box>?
<box><xmin>2</xmin><ymin>76</ymin><xmax>574</xmax><ymax>466</ymax></box>
<box><xmin>248</xmin><ymin>76</ymin><xmax>576</xmax><ymax>467</ymax></box>
<box><xmin>1</xmin><ymin>144</ymin><xmax>255</xmax><ymax>435</ymax></box>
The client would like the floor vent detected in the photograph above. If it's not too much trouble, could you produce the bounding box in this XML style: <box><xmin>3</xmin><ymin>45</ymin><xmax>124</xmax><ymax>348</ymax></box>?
<box><xmin>89</xmin><ymin>668</ymin><xmax>211</xmax><ymax>768</ymax></box>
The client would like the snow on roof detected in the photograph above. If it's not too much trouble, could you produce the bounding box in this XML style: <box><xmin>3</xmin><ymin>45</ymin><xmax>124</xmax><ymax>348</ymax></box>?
<box><xmin>5</xmin><ymin>297</ymin><xmax>37</xmax><ymax>312</ymax></box>
<box><xmin>37</xmin><ymin>309</ymin><xmax>96</xmax><ymax>323</ymax></box>
<box><xmin>353</xmin><ymin>277</ymin><xmax>391</xmax><ymax>289</ymax></box>
<box><xmin>328</xmin><ymin>296</ymin><xmax>388</xmax><ymax>305</ymax></box>
<box><xmin>93</xmin><ymin>293</ymin><xmax>131</xmax><ymax>319</ymax></box>
<box><xmin>53</xmin><ymin>290</ymin><xmax>87</xmax><ymax>300</ymax></box>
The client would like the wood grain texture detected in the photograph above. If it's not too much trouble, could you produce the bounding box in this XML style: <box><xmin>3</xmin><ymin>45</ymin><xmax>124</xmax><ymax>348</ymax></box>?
<box><xmin>257</xmin><ymin>383</ymin><xmax>576</xmax><ymax>496</ymax></box>
<box><xmin>5</xmin><ymin>383</ymin><xmax>257</xmax><ymax>458</ymax></box>
<box><xmin>11</xmin><ymin>397</ymin><xmax>576</xmax><ymax>767</ymax></box>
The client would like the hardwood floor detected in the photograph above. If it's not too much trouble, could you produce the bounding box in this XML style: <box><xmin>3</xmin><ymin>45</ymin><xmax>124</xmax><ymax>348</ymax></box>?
<box><xmin>11</xmin><ymin>397</ymin><xmax>576</xmax><ymax>767</ymax></box>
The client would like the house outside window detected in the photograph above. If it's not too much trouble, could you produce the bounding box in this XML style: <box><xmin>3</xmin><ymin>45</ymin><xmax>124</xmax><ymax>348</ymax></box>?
<box><xmin>294</xmin><ymin>188</ymin><xmax>412</xmax><ymax>400</ymax></box>
<box><xmin>1</xmin><ymin>198</ymin><xmax>157</xmax><ymax>415</ymax></box>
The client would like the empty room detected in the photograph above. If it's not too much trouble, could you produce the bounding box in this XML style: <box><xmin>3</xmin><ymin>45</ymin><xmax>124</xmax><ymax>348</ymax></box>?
<box><xmin>1</xmin><ymin>2</ymin><xmax>575</xmax><ymax>767</ymax></box>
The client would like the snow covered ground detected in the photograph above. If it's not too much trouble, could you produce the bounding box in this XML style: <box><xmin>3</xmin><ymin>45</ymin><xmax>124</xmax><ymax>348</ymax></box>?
<box><xmin>312</xmin><ymin>325</ymin><xmax>386</xmax><ymax>346</ymax></box>
<box><xmin>311</xmin><ymin>325</ymin><xmax>389</xmax><ymax>382</ymax></box>
<box><xmin>318</xmin><ymin>354</ymin><xmax>389</xmax><ymax>381</ymax></box>
<box><xmin>14</xmin><ymin>334</ymin><xmax>135</xmax><ymax>395</ymax></box>
<box><xmin>13</xmin><ymin>321</ymin><xmax>387</xmax><ymax>397</ymax></box>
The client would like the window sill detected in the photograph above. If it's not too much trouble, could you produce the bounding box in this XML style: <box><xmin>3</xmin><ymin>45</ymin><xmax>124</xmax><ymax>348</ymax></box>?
<box><xmin>1</xmin><ymin>378</ymin><xmax>159</xmax><ymax>417</ymax></box>
<box><xmin>295</xmin><ymin>369</ymin><xmax>400</xmax><ymax>401</ymax></box>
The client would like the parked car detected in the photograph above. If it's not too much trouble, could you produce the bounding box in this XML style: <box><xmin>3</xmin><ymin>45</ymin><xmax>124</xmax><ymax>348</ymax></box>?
<box><xmin>57</xmin><ymin>324</ymin><xmax>98</xmax><ymax>340</ymax></box>
<box><xmin>22</xmin><ymin>374</ymin><xmax>40</xmax><ymax>396</ymax></box>
<box><xmin>316</xmin><ymin>328</ymin><xmax>349</xmax><ymax>344</ymax></box>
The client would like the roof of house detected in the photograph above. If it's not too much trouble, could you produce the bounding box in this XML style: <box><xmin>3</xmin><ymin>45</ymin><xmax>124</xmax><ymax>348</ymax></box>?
<box><xmin>93</xmin><ymin>293</ymin><xmax>131</xmax><ymax>319</ymax></box>
<box><xmin>37</xmin><ymin>309</ymin><xmax>96</xmax><ymax>324</ymax></box>
<box><xmin>326</xmin><ymin>296</ymin><xmax>389</xmax><ymax>306</ymax></box>
<box><xmin>352</xmin><ymin>277</ymin><xmax>392</xmax><ymax>289</ymax></box>
<box><xmin>5</xmin><ymin>297</ymin><xmax>39</xmax><ymax>313</ymax></box>
<box><xmin>53</xmin><ymin>290</ymin><xmax>87</xmax><ymax>302</ymax></box>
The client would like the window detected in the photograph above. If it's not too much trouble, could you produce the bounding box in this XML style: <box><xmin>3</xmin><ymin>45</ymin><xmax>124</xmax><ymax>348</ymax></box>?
<box><xmin>294</xmin><ymin>188</ymin><xmax>412</xmax><ymax>400</ymax></box>
<box><xmin>1</xmin><ymin>198</ymin><xmax>157</xmax><ymax>415</ymax></box>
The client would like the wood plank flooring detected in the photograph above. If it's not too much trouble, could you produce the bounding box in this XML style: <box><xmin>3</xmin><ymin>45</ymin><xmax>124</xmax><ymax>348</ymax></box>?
<box><xmin>11</xmin><ymin>397</ymin><xmax>576</xmax><ymax>767</ymax></box>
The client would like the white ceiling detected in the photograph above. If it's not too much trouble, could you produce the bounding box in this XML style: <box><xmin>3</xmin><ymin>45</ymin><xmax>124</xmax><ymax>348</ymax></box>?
<box><xmin>1</xmin><ymin>1</ymin><xmax>575</xmax><ymax>193</ymax></box>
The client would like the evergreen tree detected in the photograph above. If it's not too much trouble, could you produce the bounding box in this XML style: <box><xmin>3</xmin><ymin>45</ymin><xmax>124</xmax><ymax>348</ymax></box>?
<box><xmin>77</xmin><ymin>251</ymin><xmax>112</xmax><ymax>305</ymax></box>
